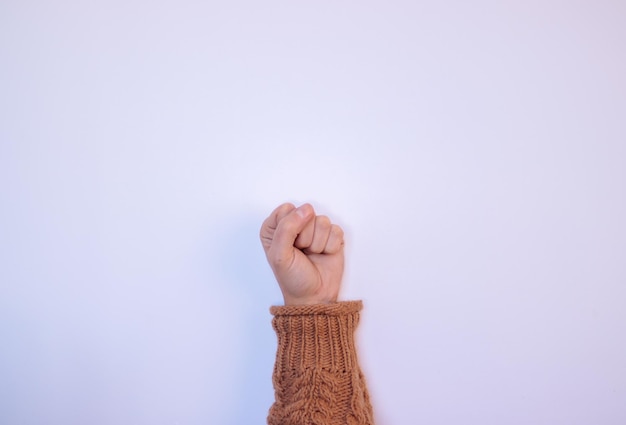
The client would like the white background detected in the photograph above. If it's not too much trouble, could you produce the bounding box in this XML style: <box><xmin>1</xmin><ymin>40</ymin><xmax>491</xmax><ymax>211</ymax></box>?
<box><xmin>1</xmin><ymin>1</ymin><xmax>625</xmax><ymax>424</ymax></box>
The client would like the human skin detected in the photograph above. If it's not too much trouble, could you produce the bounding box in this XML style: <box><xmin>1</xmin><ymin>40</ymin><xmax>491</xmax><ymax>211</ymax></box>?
<box><xmin>260</xmin><ymin>203</ymin><xmax>344</xmax><ymax>306</ymax></box>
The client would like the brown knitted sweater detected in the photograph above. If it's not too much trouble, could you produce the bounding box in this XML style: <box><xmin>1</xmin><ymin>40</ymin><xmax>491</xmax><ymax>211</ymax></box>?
<box><xmin>268</xmin><ymin>301</ymin><xmax>375</xmax><ymax>425</ymax></box>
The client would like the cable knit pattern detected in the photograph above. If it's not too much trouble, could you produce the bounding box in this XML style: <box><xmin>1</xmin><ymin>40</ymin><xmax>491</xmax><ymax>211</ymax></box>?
<box><xmin>268</xmin><ymin>301</ymin><xmax>375</xmax><ymax>425</ymax></box>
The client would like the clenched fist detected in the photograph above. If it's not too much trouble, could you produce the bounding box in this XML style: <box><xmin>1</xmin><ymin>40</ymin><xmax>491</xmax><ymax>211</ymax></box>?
<box><xmin>260</xmin><ymin>203</ymin><xmax>345</xmax><ymax>306</ymax></box>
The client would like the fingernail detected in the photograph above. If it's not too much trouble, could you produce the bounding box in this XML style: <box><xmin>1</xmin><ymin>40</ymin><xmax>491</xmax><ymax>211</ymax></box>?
<box><xmin>295</xmin><ymin>204</ymin><xmax>310</xmax><ymax>218</ymax></box>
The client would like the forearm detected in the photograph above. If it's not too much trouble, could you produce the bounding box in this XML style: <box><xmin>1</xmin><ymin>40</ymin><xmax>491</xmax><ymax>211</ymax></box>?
<box><xmin>267</xmin><ymin>301</ymin><xmax>374</xmax><ymax>425</ymax></box>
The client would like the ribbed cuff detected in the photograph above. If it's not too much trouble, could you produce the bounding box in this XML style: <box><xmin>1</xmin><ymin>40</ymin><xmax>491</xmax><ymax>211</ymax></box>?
<box><xmin>271</xmin><ymin>301</ymin><xmax>363</xmax><ymax>374</ymax></box>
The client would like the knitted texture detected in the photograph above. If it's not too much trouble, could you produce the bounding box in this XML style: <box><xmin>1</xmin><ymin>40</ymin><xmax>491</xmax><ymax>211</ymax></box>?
<box><xmin>268</xmin><ymin>301</ymin><xmax>375</xmax><ymax>425</ymax></box>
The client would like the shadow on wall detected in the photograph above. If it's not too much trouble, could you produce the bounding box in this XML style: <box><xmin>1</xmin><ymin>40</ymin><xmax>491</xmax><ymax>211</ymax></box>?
<box><xmin>214</xmin><ymin>211</ymin><xmax>280</xmax><ymax>425</ymax></box>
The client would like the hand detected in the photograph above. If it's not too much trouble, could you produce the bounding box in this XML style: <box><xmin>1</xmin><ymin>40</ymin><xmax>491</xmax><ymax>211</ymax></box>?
<box><xmin>260</xmin><ymin>203</ymin><xmax>345</xmax><ymax>306</ymax></box>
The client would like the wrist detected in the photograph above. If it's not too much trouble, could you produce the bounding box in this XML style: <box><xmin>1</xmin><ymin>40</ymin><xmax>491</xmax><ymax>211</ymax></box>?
<box><xmin>283</xmin><ymin>294</ymin><xmax>339</xmax><ymax>306</ymax></box>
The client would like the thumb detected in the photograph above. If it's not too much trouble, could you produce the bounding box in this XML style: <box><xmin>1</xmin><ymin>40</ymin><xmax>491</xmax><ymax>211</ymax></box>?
<box><xmin>270</xmin><ymin>203</ymin><xmax>314</xmax><ymax>268</ymax></box>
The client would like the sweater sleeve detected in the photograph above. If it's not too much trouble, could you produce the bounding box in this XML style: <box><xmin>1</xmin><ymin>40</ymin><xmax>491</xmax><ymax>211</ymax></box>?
<box><xmin>267</xmin><ymin>301</ymin><xmax>375</xmax><ymax>425</ymax></box>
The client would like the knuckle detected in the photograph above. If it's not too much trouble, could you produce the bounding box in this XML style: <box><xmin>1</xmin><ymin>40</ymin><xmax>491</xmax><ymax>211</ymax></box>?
<box><xmin>316</xmin><ymin>215</ymin><xmax>331</xmax><ymax>229</ymax></box>
<box><xmin>331</xmin><ymin>224</ymin><xmax>344</xmax><ymax>238</ymax></box>
<box><xmin>277</xmin><ymin>202</ymin><xmax>295</xmax><ymax>217</ymax></box>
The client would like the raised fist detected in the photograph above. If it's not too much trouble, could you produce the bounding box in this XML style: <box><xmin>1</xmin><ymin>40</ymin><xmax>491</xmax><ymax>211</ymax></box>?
<box><xmin>260</xmin><ymin>203</ymin><xmax>345</xmax><ymax>306</ymax></box>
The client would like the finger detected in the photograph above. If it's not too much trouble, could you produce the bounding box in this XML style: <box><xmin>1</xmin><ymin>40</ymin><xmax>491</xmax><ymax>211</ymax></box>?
<box><xmin>294</xmin><ymin>216</ymin><xmax>315</xmax><ymax>250</ymax></box>
<box><xmin>305</xmin><ymin>215</ymin><xmax>332</xmax><ymax>254</ymax></box>
<box><xmin>260</xmin><ymin>203</ymin><xmax>295</xmax><ymax>252</ymax></box>
<box><xmin>275</xmin><ymin>202</ymin><xmax>296</xmax><ymax>223</ymax></box>
<box><xmin>270</xmin><ymin>203</ymin><xmax>314</xmax><ymax>267</ymax></box>
<box><xmin>324</xmin><ymin>224</ymin><xmax>345</xmax><ymax>254</ymax></box>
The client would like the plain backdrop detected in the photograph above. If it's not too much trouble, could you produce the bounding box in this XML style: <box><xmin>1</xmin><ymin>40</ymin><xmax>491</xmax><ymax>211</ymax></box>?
<box><xmin>1</xmin><ymin>1</ymin><xmax>625</xmax><ymax>424</ymax></box>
